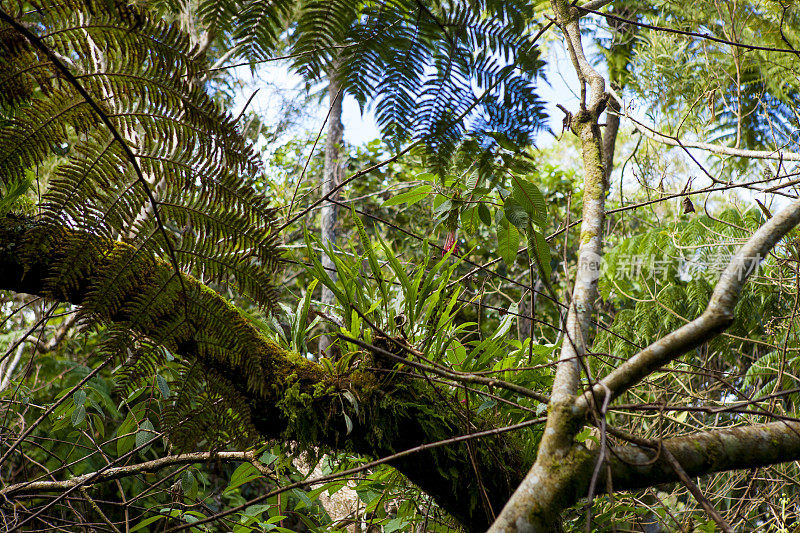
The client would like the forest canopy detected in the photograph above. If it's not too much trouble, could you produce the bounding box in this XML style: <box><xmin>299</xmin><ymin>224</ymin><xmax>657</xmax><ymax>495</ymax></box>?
<box><xmin>1</xmin><ymin>0</ymin><xmax>800</xmax><ymax>532</ymax></box>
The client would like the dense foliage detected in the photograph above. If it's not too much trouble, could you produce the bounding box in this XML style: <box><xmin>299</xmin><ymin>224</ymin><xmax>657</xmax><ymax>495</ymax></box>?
<box><xmin>2</xmin><ymin>0</ymin><xmax>800</xmax><ymax>532</ymax></box>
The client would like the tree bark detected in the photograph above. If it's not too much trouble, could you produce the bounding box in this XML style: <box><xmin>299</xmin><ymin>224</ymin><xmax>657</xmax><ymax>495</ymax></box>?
<box><xmin>0</xmin><ymin>214</ymin><xmax>523</xmax><ymax>532</ymax></box>
<box><xmin>318</xmin><ymin>74</ymin><xmax>345</xmax><ymax>356</ymax></box>
<box><xmin>488</xmin><ymin>1</ymin><xmax>610</xmax><ymax>529</ymax></box>
<box><xmin>5</xmin><ymin>209</ymin><xmax>800</xmax><ymax>530</ymax></box>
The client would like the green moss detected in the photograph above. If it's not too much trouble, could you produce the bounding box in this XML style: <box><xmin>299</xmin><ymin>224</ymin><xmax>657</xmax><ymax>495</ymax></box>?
<box><xmin>580</xmin><ymin>228</ymin><xmax>599</xmax><ymax>244</ymax></box>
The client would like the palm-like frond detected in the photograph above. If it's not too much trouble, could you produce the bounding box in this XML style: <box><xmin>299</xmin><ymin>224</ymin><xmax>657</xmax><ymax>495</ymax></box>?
<box><xmin>226</xmin><ymin>0</ymin><xmax>547</xmax><ymax>173</ymax></box>
<box><xmin>318</xmin><ymin>0</ymin><xmax>546</xmax><ymax>169</ymax></box>
<box><xmin>0</xmin><ymin>0</ymin><xmax>284</xmax><ymax>447</ymax></box>
<box><xmin>0</xmin><ymin>0</ymin><xmax>279</xmax><ymax>307</ymax></box>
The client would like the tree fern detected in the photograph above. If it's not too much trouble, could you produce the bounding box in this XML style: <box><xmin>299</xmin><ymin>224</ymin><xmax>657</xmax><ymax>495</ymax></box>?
<box><xmin>618</xmin><ymin>0</ymin><xmax>800</xmax><ymax>156</ymax></box>
<box><xmin>197</xmin><ymin>0</ymin><xmax>547</xmax><ymax>174</ymax></box>
<box><xmin>0</xmin><ymin>0</ymin><xmax>286</xmax><ymax>446</ymax></box>
<box><xmin>0</xmin><ymin>0</ymin><xmax>279</xmax><ymax>308</ymax></box>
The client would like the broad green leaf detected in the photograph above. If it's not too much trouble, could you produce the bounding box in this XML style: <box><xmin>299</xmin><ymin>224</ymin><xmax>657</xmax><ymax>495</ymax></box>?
<box><xmin>116</xmin><ymin>410</ymin><xmax>141</xmax><ymax>456</ymax></box>
<box><xmin>503</xmin><ymin>197</ymin><xmax>529</xmax><ymax>229</ymax></box>
<box><xmin>385</xmin><ymin>517</ymin><xmax>410</xmax><ymax>533</ymax></box>
<box><xmin>243</xmin><ymin>504</ymin><xmax>270</xmax><ymax>518</ymax></box>
<box><xmin>156</xmin><ymin>375</ymin><xmax>171</xmax><ymax>398</ymax></box>
<box><xmin>497</xmin><ymin>219</ymin><xmax>520</xmax><ymax>267</ymax></box>
<box><xmin>511</xmin><ymin>178</ymin><xmax>546</xmax><ymax>226</ymax></box>
<box><xmin>136</xmin><ymin>419</ymin><xmax>155</xmax><ymax>452</ymax></box>
<box><xmin>478</xmin><ymin>203</ymin><xmax>492</xmax><ymax>226</ymax></box>
<box><xmin>73</xmin><ymin>390</ymin><xmax>86</xmax><ymax>407</ymax></box>
<box><xmin>461</xmin><ymin>205</ymin><xmax>479</xmax><ymax>234</ymax></box>
<box><xmin>71</xmin><ymin>405</ymin><xmax>86</xmax><ymax>426</ymax></box>
<box><xmin>433</xmin><ymin>198</ymin><xmax>452</xmax><ymax>217</ymax></box>
<box><xmin>182</xmin><ymin>470</ymin><xmax>198</xmax><ymax>500</ymax></box>
<box><xmin>528</xmin><ymin>229</ymin><xmax>552</xmax><ymax>281</ymax></box>
<box><xmin>466</xmin><ymin>170</ymin><xmax>479</xmax><ymax>190</ymax></box>
<box><xmin>382</xmin><ymin>184</ymin><xmax>432</xmax><ymax>206</ymax></box>
<box><xmin>226</xmin><ymin>463</ymin><xmax>261</xmax><ymax>493</ymax></box>
<box><xmin>130</xmin><ymin>515</ymin><xmax>165</xmax><ymax>532</ymax></box>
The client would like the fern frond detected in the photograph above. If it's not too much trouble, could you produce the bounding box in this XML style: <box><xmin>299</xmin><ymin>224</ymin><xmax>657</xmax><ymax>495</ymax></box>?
<box><xmin>0</xmin><ymin>0</ymin><xmax>288</xmax><ymax>447</ymax></box>
<box><xmin>229</xmin><ymin>0</ymin><xmax>547</xmax><ymax>174</ymax></box>
<box><xmin>0</xmin><ymin>0</ymin><xmax>279</xmax><ymax>309</ymax></box>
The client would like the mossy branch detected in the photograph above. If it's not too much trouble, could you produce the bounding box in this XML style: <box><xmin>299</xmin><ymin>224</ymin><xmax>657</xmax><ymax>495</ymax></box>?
<box><xmin>0</xmin><ymin>214</ymin><xmax>526</xmax><ymax>531</ymax></box>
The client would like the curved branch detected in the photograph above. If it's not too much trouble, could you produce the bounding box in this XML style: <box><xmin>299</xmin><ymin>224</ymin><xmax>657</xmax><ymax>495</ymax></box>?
<box><xmin>609</xmin><ymin>420</ymin><xmax>800</xmax><ymax>492</ymax></box>
<box><xmin>577</xmin><ymin>196</ymin><xmax>800</xmax><ymax>413</ymax></box>
<box><xmin>0</xmin><ymin>214</ymin><xmax>526</xmax><ymax>532</ymax></box>
<box><xmin>1</xmin><ymin>451</ymin><xmax>270</xmax><ymax>497</ymax></box>
<box><xmin>609</xmin><ymin>88</ymin><xmax>800</xmax><ymax>162</ymax></box>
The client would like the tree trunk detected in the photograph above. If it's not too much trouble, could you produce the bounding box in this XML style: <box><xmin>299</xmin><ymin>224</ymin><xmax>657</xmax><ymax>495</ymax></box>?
<box><xmin>319</xmin><ymin>74</ymin><xmax>345</xmax><ymax>357</ymax></box>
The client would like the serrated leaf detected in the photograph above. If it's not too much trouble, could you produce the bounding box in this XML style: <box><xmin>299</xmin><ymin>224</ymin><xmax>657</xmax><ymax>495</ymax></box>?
<box><xmin>461</xmin><ymin>206</ymin><xmax>479</xmax><ymax>234</ymax></box>
<box><xmin>156</xmin><ymin>375</ymin><xmax>170</xmax><ymax>398</ymax></box>
<box><xmin>71</xmin><ymin>405</ymin><xmax>86</xmax><ymax>426</ymax></box>
<box><xmin>466</xmin><ymin>170</ymin><xmax>479</xmax><ymax>190</ymax></box>
<box><xmin>73</xmin><ymin>390</ymin><xmax>86</xmax><ymax>407</ymax></box>
<box><xmin>503</xmin><ymin>197</ymin><xmax>529</xmax><ymax>229</ymax></box>
<box><xmin>497</xmin><ymin>219</ymin><xmax>520</xmax><ymax>267</ymax></box>
<box><xmin>382</xmin><ymin>185</ymin><xmax>432</xmax><ymax>207</ymax></box>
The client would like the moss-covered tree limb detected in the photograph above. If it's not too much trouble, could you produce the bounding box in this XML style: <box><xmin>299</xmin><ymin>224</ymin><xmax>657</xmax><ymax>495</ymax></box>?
<box><xmin>0</xmin><ymin>214</ymin><xmax>527</xmax><ymax>532</ymax></box>
<box><xmin>481</xmin><ymin>417</ymin><xmax>800</xmax><ymax>527</ymax></box>
<box><xmin>524</xmin><ymin>418</ymin><xmax>800</xmax><ymax>516</ymax></box>
<box><xmin>608</xmin><ymin>419</ymin><xmax>800</xmax><ymax>491</ymax></box>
